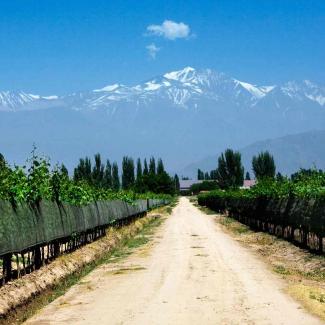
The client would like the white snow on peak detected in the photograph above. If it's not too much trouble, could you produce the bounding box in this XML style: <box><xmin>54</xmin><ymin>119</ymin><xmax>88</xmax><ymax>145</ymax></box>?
<box><xmin>43</xmin><ymin>95</ymin><xmax>58</xmax><ymax>100</ymax></box>
<box><xmin>144</xmin><ymin>81</ymin><xmax>162</xmax><ymax>91</ymax></box>
<box><xmin>306</xmin><ymin>94</ymin><xmax>325</xmax><ymax>106</ymax></box>
<box><xmin>164</xmin><ymin>66</ymin><xmax>196</xmax><ymax>82</ymax></box>
<box><xmin>93</xmin><ymin>84</ymin><xmax>120</xmax><ymax>92</ymax></box>
<box><xmin>235</xmin><ymin>80</ymin><xmax>274</xmax><ymax>98</ymax></box>
<box><xmin>260</xmin><ymin>86</ymin><xmax>276</xmax><ymax>93</ymax></box>
<box><xmin>28</xmin><ymin>94</ymin><xmax>41</xmax><ymax>99</ymax></box>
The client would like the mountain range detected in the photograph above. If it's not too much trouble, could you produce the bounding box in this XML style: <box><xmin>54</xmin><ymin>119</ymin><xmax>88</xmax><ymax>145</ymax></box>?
<box><xmin>181</xmin><ymin>130</ymin><xmax>325</xmax><ymax>178</ymax></box>
<box><xmin>0</xmin><ymin>67</ymin><xmax>324</xmax><ymax>174</ymax></box>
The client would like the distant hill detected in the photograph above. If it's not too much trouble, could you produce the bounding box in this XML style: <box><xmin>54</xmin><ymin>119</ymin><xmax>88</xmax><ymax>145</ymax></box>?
<box><xmin>181</xmin><ymin>130</ymin><xmax>325</xmax><ymax>178</ymax></box>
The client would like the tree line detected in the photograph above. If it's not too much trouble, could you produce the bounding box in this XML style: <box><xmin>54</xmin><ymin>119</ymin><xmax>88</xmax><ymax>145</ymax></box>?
<box><xmin>73</xmin><ymin>154</ymin><xmax>180</xmax><ymax>195</ymax></box>
<box><xmin>197</xmin><ymin>149</ymin><xmax>277</xmax><ymax>190</ymax></box>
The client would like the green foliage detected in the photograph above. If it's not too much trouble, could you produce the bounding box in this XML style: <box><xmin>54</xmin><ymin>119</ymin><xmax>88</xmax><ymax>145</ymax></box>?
<box><xmin>0</xmin><ymin>151</ymin><xmax>170</xmax><ymax>207</ymax></box>
<box><xmin>252</xmin><ymin>151</ymin><xmax>276</xmax><ymax>180</ymax></box>
<box><xmin>197</xmin><ymin>172</ymin><xmax>325</xmax><ymax>245</ymax></box>
<box><xmin>149</xmin><ymin>157</ymin><xmax>156</xmax><ymax>175</ymax></box>
<box><xmin>143</xmin><ymin>159</ymin><xmax>149</xmax><ymax>176</ymax></box>
<box><xmin>111</xmin><ymin>162</ymin><xmax>120</xmax><ymax>191</ymax></box>
<box><xmin>74</xmin><ymin>156</ymin><xmax>92</xmax><ymax>184</ymax></box>
<box><xmin>197</xmin><ymin>169</ymin><xmax>204</xmax><ymax>180</ymax></box>
<box><xmin>174</xmin><ymin>174</ymin><xmax>180</xmax><ymax>193</ymax></box>
<box><xmin>216</xmin><ymin>149</ymin><xmax>244</xmax><ymax>189</ymax></box>
<box><xmin>92</xmin><ymin>153</ymin><xmax>105</xmax><ymax>187</ymax></box>
<box><xmin>157</xmin><ymin>158</ymin><xmax>165</xmax><ymax>175</ymax></box>
<box><xmin>103</xmin><ymin>160</ymin><xmax>112</xmax><ymax>189</ymax></box>
<box><xmin>122</xmin><ymin>156</ymin><xmax>135</xmax><ymax>190</ymax></box>
<box><xmin>134</xmin><ymin>157</ymin><xmax>175</xmax><ymax>195</ymax></box>
<box><xmin>198</xmin><ymin>171</ymin><xmax>325</xmax><ymax>203</ymax></box>
<box><xmin>190</xmin><ymin>181</ymin><xmax>219</xmax><ymax>194</ymax></box>
<box><xmin>136</xmin><ymin>158</ymin><xmax>142</xmax><ymax>180</ymax></box>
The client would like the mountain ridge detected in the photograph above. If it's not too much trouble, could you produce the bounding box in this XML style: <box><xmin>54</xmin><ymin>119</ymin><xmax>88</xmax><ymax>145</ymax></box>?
<box><xmin>1</xmin><ymin>67</ymin><xmax>324</xmax><ymax>111</ymax></box>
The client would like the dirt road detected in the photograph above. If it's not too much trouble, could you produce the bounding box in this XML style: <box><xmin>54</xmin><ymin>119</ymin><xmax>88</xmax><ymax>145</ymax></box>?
<box><xmin>25</xmin><ymin>197</ymin><xmax>322</xmax><ymax>325</ymax></box>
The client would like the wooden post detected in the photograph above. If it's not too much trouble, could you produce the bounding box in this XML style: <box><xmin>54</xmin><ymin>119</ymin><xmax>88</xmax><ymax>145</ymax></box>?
<box><xmin>3</xmin><ymin>253</ymin><xmax>12</xmax><ymax>283</ymax></box>
<box><xmin>34</xmin><ymin>247</ymin><xmax>42</xmax><ymax>270</ymax></box>
<box><xmin>54</xmin><ymin>241</ymin><xmax>60</xmax><ymax>258</ymax></box>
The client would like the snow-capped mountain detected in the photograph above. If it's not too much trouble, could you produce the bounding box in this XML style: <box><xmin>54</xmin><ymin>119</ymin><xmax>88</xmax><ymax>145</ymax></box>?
<box><xmin>70</xmin><ymin>67</ymin><xmax>325</xmax><ymax>110</ymax></box>
<box><xmin>0</xmin><ymin>67</ymin><xmax>324</xmax><ymax>172</ymax></box>
<box><xmin>0</xmin><ymin>91</ymin><xmax>60</xmax><ymax>111</ymax></box>
<box><xmin>1</xmin><ymin>67</ymin><xmax>324</xmax><ymax>111</ymax></box>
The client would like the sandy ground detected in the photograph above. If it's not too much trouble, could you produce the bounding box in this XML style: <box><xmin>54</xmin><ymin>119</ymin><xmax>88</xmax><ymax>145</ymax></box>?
<box><xmin>25</xmin><ymin>197</ymin><xmax>323</xmax><ymax>325</ymax></box>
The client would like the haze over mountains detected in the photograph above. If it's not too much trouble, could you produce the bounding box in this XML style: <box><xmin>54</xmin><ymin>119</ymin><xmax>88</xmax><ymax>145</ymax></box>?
<box><xmin>1</xmin><ymin>67</ymin><xmax>324</xmax><ymax>174</ymax></box>
<box><xmin>181</xmin><ymin>130</ymin><xmax>325</xmax><ymax>178</ymax></box>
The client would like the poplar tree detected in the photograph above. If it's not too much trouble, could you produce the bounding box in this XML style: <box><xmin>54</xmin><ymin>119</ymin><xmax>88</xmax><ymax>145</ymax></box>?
<box><xmin>112</xmin><ymin>162</ymin><xmax>120</xmax><ymax>191</ymax></box>
<box><xmin>197</xmin><ymin>169</ymin><xmax>204</xmax><ymax>180</ymax></box>
<box><xmin>92</xmin><ymin>153</ymin><xmax>104</xmax><ymax>187</ymax></box>
<box><xmin>136</xmin><ymin>158</ymin><xmax>142</xmax><ymax>180</ymax></box>
<box><xmin>157</xmin><ymin>158</ymin><xmax>165</xmax><ymax>175</ymax></box>
<box><xmin>143</xmin><ymin>159</ymin><xmax>149</xmax><ymax>176</ymax></box>
<box><xmin>174</xmin><ymin>174</ymin><xmax>180</xmax><ymax>193</ymax></box>
<box><xmin>252</xmin><ymin>151</ymin><xmax>276</xmax><ymax>180</ymax></box>
<box><xmin>103</xmin><ymin>159</ymin><xmax>112</xmax><ymax>189</ymax></box>
<box><xmin>149</xmin><ymin>157</ymin><xmax>156</xmax><ymax>175</ymax></box>
<box><xmin>216</xmin><ymin>149</ymin><xmax>244</xmax><ymax>189</ymax></box>
<box><xmin>122</xmin><ymin>156</ymin><xmax>135</xmax><ymax>190</ymax></box>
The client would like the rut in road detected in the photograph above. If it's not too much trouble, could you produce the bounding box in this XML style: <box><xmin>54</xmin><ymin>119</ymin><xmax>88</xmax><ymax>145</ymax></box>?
<box><xmin>25</xmin><ymin>197</ymin><xmax>322</xmax><ymax>325</ymax></box>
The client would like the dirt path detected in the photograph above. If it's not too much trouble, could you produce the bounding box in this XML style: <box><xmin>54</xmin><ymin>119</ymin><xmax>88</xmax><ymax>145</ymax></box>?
<box><xmin>25</xmin><ymin>197</ymin><xmax>322</xmax><ymax>325</ymax></box>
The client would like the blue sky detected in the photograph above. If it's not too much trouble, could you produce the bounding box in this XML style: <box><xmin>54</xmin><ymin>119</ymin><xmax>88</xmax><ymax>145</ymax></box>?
<box><xmin>0</xmin><ymin>0</ymin><xmax>324</xmax><ymax>95</ymax></box>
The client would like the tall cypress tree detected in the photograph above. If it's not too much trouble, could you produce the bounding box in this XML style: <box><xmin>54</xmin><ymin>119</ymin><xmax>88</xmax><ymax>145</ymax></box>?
<box><xmin>157</xmin><ymin>158</ymin><xmax>165</xmax><ymax>175</ymax></box>
<box><xmin>92</xmin><ymin>153</ymin><xmax>104</xmax><ymax>187</ymax></box>
<box><xmin>122</xmin><ymin>156</ymin><xmax>135</xmax><ymax>190</ymax></box>
<box><xmin>149</xmin><ymin>157</ymin><xmax>156</xmax><ymax>175</ymax></box>
<box><xmin>197</xmin><ymin>169</ymin><xmax>204</xmax><ymax>180</ymax></box>
<box><xmin>103</xmin><ymin>159</ymin><xmax>112</xmax><ymax>189</ymax></box>
<box><xmin>143</xmin><ymin>159</ymin><xmax>149</xmax><ymax>176</ymax></box>
<box><xmin>112</xmin><ymin>162</ymin><xmax>120</xmax><ymax>191</ymax></box>
<box><xmin>136</xmin><ymin>158</ymin><xmax>142</xmax><ymax>180</ymax></box>
<box><xmin>174</xmin><ymin>174</ymin><xmax>180</xmax><ymax>193</ymax></box>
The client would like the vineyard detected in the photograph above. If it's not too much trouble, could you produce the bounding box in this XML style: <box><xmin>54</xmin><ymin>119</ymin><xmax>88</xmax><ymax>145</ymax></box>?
<box><xmin>0</xmin><ymin>153</ymin><xmax>171</xmax><ymax>285</ymax></box>
<box><xmin>198</xmin><ymin>173</ymin><xmax>325</xmax><ymax>253</ymax></box>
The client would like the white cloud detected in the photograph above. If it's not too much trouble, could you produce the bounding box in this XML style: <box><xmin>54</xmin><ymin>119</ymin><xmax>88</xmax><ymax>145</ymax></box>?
<box><xmin>146</xmin><ymin>43</ymin><xmax>160</xmax><ymax>59</ymax></box>
<box><xmin>147</xmin><ymin>20</ymin><xmax>191</xmax><ymax>40</ymax></box>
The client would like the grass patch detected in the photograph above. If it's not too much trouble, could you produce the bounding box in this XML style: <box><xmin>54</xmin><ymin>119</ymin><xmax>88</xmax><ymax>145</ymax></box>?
<box><xmin>288</xmin><ymin>284</ymin><xmax>325</xmax><ymax>320</ymax></box>
<box><xmin>111</xmin><ymin>266</ymin><xmax>147</xmax><ymax>275</ymax></box>
<box><xmin>273</xmin><ymin>265</ymin><xmax>291</xmax><ymax>275</ymax></box>
<box><xmin>219</xmin><ymin>216</ymin><xmax>250</xmax><ymax>234</ymax></box>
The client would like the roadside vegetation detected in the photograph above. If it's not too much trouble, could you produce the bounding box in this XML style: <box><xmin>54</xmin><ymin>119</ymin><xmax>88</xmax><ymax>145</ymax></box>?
<box><xmin>0</xmin><ymin>149</ymin><xmax>179</xmax><ymax>208</ymax></box>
